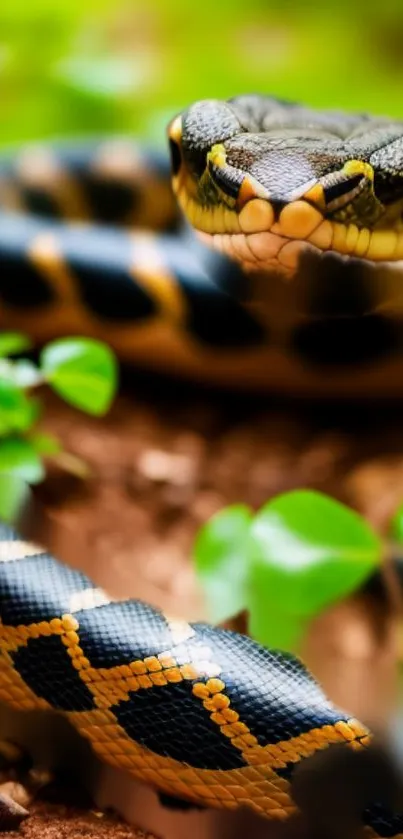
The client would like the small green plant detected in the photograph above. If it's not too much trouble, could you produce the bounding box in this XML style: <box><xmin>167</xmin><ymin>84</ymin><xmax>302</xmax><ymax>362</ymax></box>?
<box><xmin>391</xmin><ymin>503</ymin><xmax>403</xmax><ymax>547</ymax></box>
<box><xmin>195</xmin><ymin>490</ymin><xmax>388</xmax><ymax>654</ymax></box>
<box><xmin>0</xmin><ymin>331</ymin><xmax>118</xmax><ymax>517</ymax></box>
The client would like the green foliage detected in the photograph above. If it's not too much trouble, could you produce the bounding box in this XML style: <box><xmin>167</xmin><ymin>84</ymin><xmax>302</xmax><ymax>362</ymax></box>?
<box><xmin>248</xmin><ymin>491</ymin><xmax>381</xmax><ymax>650</ymax></box>
<box><xmin>0</xmin><ymin>332</ymin><xmax>32</xmax><ymax>357</ymax></box>
<box><xmin>391</xmin><ymin>503</ymin><xmax>403</xmax><ymax>545</ymax></box>
<box><xmin>0</xmin><ymin>380</ymin><xmax>39</xmax><ymax>435</ymax></box>
<box><xmin>29</xmin><ymin>432</ymin><xmax>61</xmax><ymax>455</ymax></box>
<box><xmin>0</xmin><ymin>437</ymin><xmax>44</xmax><ymax>484</ymax></box>
<box><xmin>0</xmin><ymin>333</ymin><xmax>118</xmax><ymax>487</ymax></box>
<box><xmin>194</xmin><ymin>505</ymin><xmax>253</xmax><ymax>624</ymax></box>
<box><xmin>0</xmin><ymin>474</ymin><xmax>31</xmax><ymax>525</ymax></box>
<box><xmin>41</xmin><ymin>338</ymin><xmax>118</xmax><ymax>416</ymax></box>
<box><xmin>195</xmin><ymin>490</ymin><xmax>383</xmax><ymax>653</ymax></box>
<box><xmin>0</xmin><ymin>0</ymin><xmax>402</xmax><ymax>146</ymax></box>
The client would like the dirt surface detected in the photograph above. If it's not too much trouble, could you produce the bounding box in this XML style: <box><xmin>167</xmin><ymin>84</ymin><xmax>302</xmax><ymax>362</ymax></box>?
<box><xmin>0</xmin><ymin>769</ymin><xmax>158</xmax><ymax>839</ymax></box>
<box><xmin>32</xmin><ymin>373</ymin><xmax>403</xmax><ymax>616</ymax></box>
<box><xmin>15</xmin><ymin>799</ymin><xmax>155</xmax><ymax>839</ymax></box>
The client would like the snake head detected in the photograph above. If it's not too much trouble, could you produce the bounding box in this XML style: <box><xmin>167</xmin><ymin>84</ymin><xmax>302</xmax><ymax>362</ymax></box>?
<box><xmin>168</xmin><ymin>96</ymin><xmax>403</xmax><ymax>272</ymax></box>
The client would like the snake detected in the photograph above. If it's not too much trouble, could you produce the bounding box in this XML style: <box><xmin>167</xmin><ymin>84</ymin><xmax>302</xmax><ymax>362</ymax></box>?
<box><xmin>1</xmin><ymin>96</ymin><xmax>403</xmax><ymax>396</ymax></box>
<box><xmin>1</xmin><ymin>95</ymin><xmax>403</xmax><ymax>835</ymax></box>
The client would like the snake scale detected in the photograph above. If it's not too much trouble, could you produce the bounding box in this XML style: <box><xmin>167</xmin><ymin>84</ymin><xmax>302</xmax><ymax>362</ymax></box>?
<box><xmin>1</xmin><ymin>96</ymin><xmax>403</xmax><ymax>835</ymax></box>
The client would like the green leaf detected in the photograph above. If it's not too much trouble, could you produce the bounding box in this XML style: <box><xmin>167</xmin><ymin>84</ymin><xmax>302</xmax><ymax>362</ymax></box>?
<box><xmin>0</xmin><ymin>437</ymin><xmax>44</xmax><ymax>484</ymax></box>
<box><xmin>248</xmin><ymin>490</ymin><xmax>381</xmax><ymax>650</ymax></box>
<box><xmin>40</xmin><ymin>337</ymin><xmax>118</xmax><ymax>416</ymax></box>
<box><xmin>194</xmin><ymin>505</ymin><xmax>253</xmax><ymax>623</ymax></box>
<box><xmin>0</xmin><ymin>379</ymin><xmax>39</xmax><ymax>434</ymax></box>
<box><xmin>29</xmin><ymin>432</ymin><xmax>61</xmax><ymax>456</ymax></box>
<box><xmin>12</xmin><ymin>360</ymin><xmax>43</xmax><ymax>388</ymax></box>
<box><xmin>0</xmin><ymin>332</ymin><xmax>32</xmax><ymax>358</ymax></box>
<box><xmin>391</xmin><ymin>503</ymin><xmax>403</xmax><ymax>545</ymax></box>
<box><xmin>0</xmin><ymin>474</ymin><xmax>30</xmax><ymax>525</ymax></box>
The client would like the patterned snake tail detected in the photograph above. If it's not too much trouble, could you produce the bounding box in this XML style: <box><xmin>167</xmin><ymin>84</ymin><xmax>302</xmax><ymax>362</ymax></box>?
<box><xmin>0</xmin><ymin>525</ymin><xmax>401</xmax><ymax>837</ymax></box>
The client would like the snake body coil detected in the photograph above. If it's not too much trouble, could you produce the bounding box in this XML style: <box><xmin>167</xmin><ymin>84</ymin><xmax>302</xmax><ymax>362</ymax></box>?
<box><xmin>1</xmin><ymin>98</ymin><xmax>403</xmax><ymax>835</ymax></box>
<box><xmin>0</xmin><ymin>526</ymin><xmax>400</xmax><ymax>838</ymax></box>
<box><xmin>1</xmin><ymin>97</ymin><xmax>403</xmax><ymax>395</ymax></box>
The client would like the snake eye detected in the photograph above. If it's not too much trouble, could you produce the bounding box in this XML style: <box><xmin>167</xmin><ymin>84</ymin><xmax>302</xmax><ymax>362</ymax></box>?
<box><xmin>304</xmin><ymin>161</ymin><xmax>375</xmax><ymax>215</ymax></box>
<box><xmin>169</xmin><ymin>138</ymin><xmax>182</xmax><ymax>176</ymax></box>
<box><xmin>206</xmin><ymin>144</ymin><xmax>246</xmax><ymax>201</ymax></box>
<box><xmin>323</xmin><ymin>172</ymin><xmax>364</xmax><ymax>211</ymax></box>
<box><xmin>208</xmin><ymin>159</ymin><xmax>244</xmax><ymax>199</ymax></box>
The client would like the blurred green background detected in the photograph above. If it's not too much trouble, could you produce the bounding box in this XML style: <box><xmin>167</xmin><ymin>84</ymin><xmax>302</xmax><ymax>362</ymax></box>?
<box><xmin>1</xmin><ymin>0</ymin><xmax>402</xmax><ymax>148</ymax></box>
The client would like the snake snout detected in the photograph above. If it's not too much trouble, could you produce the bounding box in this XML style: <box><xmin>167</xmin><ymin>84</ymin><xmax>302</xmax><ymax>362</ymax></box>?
<box><xmin>169</xmin><ymin>98</ymin><xmax>403</xmax><ymax>269</ymax></box>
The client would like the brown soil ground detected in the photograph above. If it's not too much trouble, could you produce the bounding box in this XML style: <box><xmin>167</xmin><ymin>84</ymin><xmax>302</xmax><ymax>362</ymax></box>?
<box><xmin>0</xmin><ymin>769</ymin><xmax>158</xmax><ymax>839</ymax></box>
<box><xmin>15</xmin><ymin>799</ymin><xmax>154</xmax><ymax>839</ymax></box>
<box><xmin>31</xmin><ymin>375</ymin><xmax>403</xmax><ymax>613</ymax></box>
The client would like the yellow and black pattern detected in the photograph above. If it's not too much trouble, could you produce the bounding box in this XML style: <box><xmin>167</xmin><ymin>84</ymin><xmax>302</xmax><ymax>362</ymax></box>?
<box><xmin>0</xmin><ymin>139</ymin><xmax>177</xmax><ymax>230</ymax></box>
<box><xmin>1</xmin><ymin>104</ymin><xmax>403</xmax><ymax>395</ymax></box>
<box><xmin>0</xmin><ymin>524</ymin><xmax>401</xmax><ymax>837</ymax></box>
<box><xmin>1</xmin><ymin>98</ymin><xmax>403</xmax><ymax>837</ymax></box>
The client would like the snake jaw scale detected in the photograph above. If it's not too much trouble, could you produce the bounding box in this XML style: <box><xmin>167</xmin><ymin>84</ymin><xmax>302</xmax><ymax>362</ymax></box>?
<box><xmin>239</xmin><ymin>199</ymin><xmax>275</xmax><ymax>233</ymax></box>
<box><xmin>277</xmin><ymin>201</ymin><xmax>324</xmax><ymax>239</ymax></box>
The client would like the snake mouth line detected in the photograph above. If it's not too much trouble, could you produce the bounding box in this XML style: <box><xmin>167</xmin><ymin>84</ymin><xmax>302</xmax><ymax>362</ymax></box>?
<box><xmin>176</xmin><ymin>188</ymin><xmax>403</xmax><ymax>271</ymax></box>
